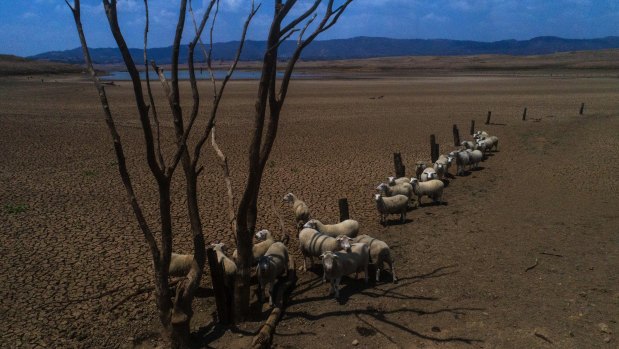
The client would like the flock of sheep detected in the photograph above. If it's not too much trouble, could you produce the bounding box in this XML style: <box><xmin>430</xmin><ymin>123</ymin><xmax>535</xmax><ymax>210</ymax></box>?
<box><xmin>169</xmin><ymin>130</ymin><xmax>500</xmax><ymax>302</ymax></box>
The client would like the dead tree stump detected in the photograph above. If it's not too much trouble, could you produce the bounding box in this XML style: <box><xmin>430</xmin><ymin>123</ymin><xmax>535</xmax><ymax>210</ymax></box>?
<box><xmin>580</xmin><ymin>103</ymin><xmax>585</xmax><ymax>115</ymax></box>
<box><xmin>206</xmin><ymin>247</ymin><xmax>231</xmax><ymax>325</ymax></box>
<box><xmin>522</xmin><ymin>107</ymin><xmax>527</xmax><ymax>121</ymax></box>
<box><xmin>485</xmin><ymin>111</ymin><xmax>492</xmax><ymax>125</ymax></box>
<box><xmin>470</xmin><ymin>120</ymin><xmax>475</xmax><ymax>135</ymax></box>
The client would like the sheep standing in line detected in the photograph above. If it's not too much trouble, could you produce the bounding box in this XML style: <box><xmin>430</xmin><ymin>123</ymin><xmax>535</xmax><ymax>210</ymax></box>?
<box><xmin>420</xmin><ymin>167</ymin><xmax>438</xmax><ymax>182</ymax></box>
<box><xmin>283</xmin><ymin>193</ymin><xmax>311</xmax><ymax>230</ymax></box>
<box><xmin>298</xmin><ymin>226</ymin><xmax>351</xmax><ymax>272</ymax></box>
<box><xmin>452</xmin><ymin>150</ymin><xmax>470</xmax><ymax>175</ymax></box>
<box><xmin>348</xmin><ymin>235</ymin><xmax>397</xmax><ymax>283</ymax></box>
<box><xmin>321</xmin><ymin>242</ymin><xmax>370</xmax><ymax>298</ymax></box>
<box><xmin>387</xmin><ymin>176</ymin><xmax>410</xmax><ymax>186</ymax></box>
<box><xmin>436</xmin><ymin>154</ymin><xmax>454</xmax><ymax>176</ymax></box>
<box><xmin>467</xmin><ymin>149</ymin><xmax>484</xmax><ymax>169</ymax></box>
<box><xmin>461</xmin><ymin>140</ymin><xmax>476</xmax><ymax>150</ymax></box>
<box><xmin>169</xmin><ymin>253</ymin><xmax>193</xmax><ymax>277</ymax></box>
<box><xmin>376</xmin><ymin>182</ymin><xmax>417</xmax><ymax>208</ymax></box>
<box><xmin>374</xmin><ymin>193</ymin><xmax>408</xmax><ymax>224</ymax></box>
<box><xmin>478</xmin><ymin>135</ymin><xmax>499</xmax><ymax>152</ymax></box>
<box><xmin>211</xmin><ymin>243</ymin><xmax>237</xmax><ymax>289</ymax></box>
<box><xmin>433</xmin><ymin>161</ymin><xmax>446</xmax><ymax>180</ymax></box>
<box><xmin>303</xmin><ymin>218</ymin><xmax>360</xmax><ymax>238</ymax></box>
<box><xmin>232</xmin><ymin>229</ymin><xmax>275</xmax><ymax>265</ymax></box>
<box><xmin>410</xmin><ymin>178</ymin><xmax>444</xmax><ymax>205</ymax></box>
<box><xmin>256</xmin><ymin>242</ymin><xmax>289</xmax><ymax>306</ymax></box>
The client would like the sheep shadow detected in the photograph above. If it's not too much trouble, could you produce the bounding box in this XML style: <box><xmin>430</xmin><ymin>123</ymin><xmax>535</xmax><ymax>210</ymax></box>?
<box><xmin>418</xmin><ymin>200</ymin><xmax>448</xmax><ymax>208</ymax></box>
<box><xmin>440</xmin><ymin>179</ymin><xmax>451</xmax><ymax>187</ymax></box>
<box><xmin>457</xmin><ymin>171</ymin><xmax>472</xmax><ymax>177</ymax></box>
<box><xmin>487</xmin><ymin>122</ymin><xmax>507</xmax><ymax>126</ymax></box>
<box><xmin>469</xmin><ymin>166</ymin><xmax>485</xmax><ymax>172</ymax></box>
<box><xmin>382</xmin><ymin>217</ymin><xmax>413</xmax><ymax>226</ymax></box>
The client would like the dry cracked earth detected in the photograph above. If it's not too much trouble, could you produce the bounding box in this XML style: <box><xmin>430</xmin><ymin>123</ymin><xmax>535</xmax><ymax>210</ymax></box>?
<box><xmin>0</xmin><ymin>75</ymin><xmax>618</xmax><ymax>348</ymax></box>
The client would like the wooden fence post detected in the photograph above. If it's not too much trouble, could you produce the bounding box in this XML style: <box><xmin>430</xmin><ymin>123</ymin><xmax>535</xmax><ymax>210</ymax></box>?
<box><xmin>393</xmin><ymin>152</ymin><xmax>405</xmax><ymax>178</ymax></box>
<box><xmin>207</xmin><ymin>247</ymin><xmax>231</xmax><ymax>325</ymax></box>
<box><xmin>470</xmin><ymin>120</ymin><xmax>475</xmax><ymax>135</ymax></box>
<box><xmin>430</xmin><ymin>135</ymin><xmax>438</xmax><ymax>163</ymax></box>
<box><xmin>485</xmin><ymin>111</ymin><xmax>492</xmax><ymax>125</ymax></box>
<box><xmin>433</xmin><ymin>143</ymin><xmax>440</xmax><ymax>163</ymax></box>
<box><xmin>580</xmin><ymin>103</ymin><xmax>585</xmax><ymax>115</ymax></box>
<box><xmin>452</xmin><ymin>124</ymin><xmax>460</xmax><ymax>146</ymax></box>
<box><xmin>338</xmin><ymin>198</ymin><xmax>350</xmax><ymax>222</ymax></box>
<box><xmin>522</xmin><ymin>107</ymin><xmax>527</xmax><ymax>121</ymax></box>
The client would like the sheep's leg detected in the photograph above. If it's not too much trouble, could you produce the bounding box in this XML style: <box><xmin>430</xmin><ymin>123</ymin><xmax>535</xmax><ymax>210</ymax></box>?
<box><xmin>364</xmin><ymin>264</ymin><xmax>369</xmax><ymax>284</ymax></box>
<box><xmin>258</xmin><ymin>279</ymin><xmax>264</xmax><ymax>304</ymax></box>
<box><xmin>334</xmin><ymin>277</ymin><xmax>341</xmax><ymax>299</ymax></box>
<box><xmin>268</xmin><ymin>283</ymin><xmax>274</xmax><ymax>306</ymax></box>
<box><xmin>390</xmin><ymin>261</ymin><xmax>397</xmax><ymax>283</ymax></box>
<box><xmin>376</xmin><ymin>267</ymin><xmax>381</xmax><ymax>282</ymax></box>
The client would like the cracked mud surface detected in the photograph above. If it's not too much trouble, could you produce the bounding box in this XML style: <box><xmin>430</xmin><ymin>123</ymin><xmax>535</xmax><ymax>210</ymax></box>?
<box><xmin>1</xmin><ymin>76</ymin><xmax>617</xmax><ymax>348</ymax></box>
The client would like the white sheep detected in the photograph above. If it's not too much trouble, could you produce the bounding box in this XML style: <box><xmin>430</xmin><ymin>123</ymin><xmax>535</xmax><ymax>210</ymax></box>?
<box><xmin>387</xmin><ymin>176</ymin><xmax>410</xmax><ymax>186</ymax></box>
<box><xmin>211</xmin><ymin>243</ymin><xmax>237</xmax><ymax>289</ymax></box>
<box><xmin>303</xmin><ymin>218</ymin><xmax>359</xmax><ymax>238</ymax></box>
<box><xmin>433</xmin><ymin>161</ymin><xmax>446</xmax><ymax>180</ymax></box>
<box><xmin>436</xmin><ymin>154</ymin><xmax>454</xmax><ymax>175</ymax></box>
<box><xmin>452</xmin><ymin>149</ymin><xmax>470</xmax><ymax>175</ymax></box>
<box><xmin>232</xmin><ymin>229</ymin><xmax>275</xmax><ymax>265</ymax></box>
<box><xmin>410</xmin><ymin>178</ymin><xmax>444</xmax><ymax>205</ymax></box>
<box><xmin>478</xmin><ymin>135</ymin><xmax>499</xmax><ymax>152</ymax></box>
<box><xmin>473</xmin><ymin>130</ymin><xmax>489</xmax><ymax>140</ymax></box>
<box><xmin>283</xmin><ymin>192</ymin><xmax>311</xmax><ymax>230</ymax></box>
<box><xmin>298</xmin><ymin>226</ymin><xmax>350</xmax><ymax>272</ymax></box>
<box><xmin>376</xmin><ymin>182</ymin><xmax>417</xmax><ymax>208</ymax></box>
<box><xmin>374</xmin><ymin>193</ymin><xmax>408</xmax><ymax>225</ymax></box>
<box><xmin>320</xmin><ymin>242</ymin><xmax>369</xmax><ymax>298</ymax></box>
<box><xmin>256</xmin><ymin>242</ymin><xmax>289</xmax><ymax>305</ymax></box>
<box><xmin>420</xmin><ymin>167</ymin><xmax>438</xmax><ymax>182</ymax></box>
<box><xmin>467</xmin><ymin>149</ymin><xmax>483</xmax><ymax>169</ymax></box>
<box><xmin>461</xmin><ymin>140</ymin><xmax>476</xmax><ymax>150</ymax></box>
<box><xmin>169</xmin><ymin>253</ymin><xmax>193</xmax><ymax>277</ymax></box>
<box><xmin>350</xmin><ymin>235</ymin><xmax>397</xmax><ymax>283</ymax></box>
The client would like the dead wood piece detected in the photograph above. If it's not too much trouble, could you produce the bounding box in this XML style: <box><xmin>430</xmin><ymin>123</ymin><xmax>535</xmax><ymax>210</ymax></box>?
<box><xmin>251</xmin><ymin>260</ymin><xmax>297</xmax><ymax>349</ymax></box>
<box><xmin>525</xmin><ymin>258</ymin><xmax>539</xmax><ymax>272</ymax></box>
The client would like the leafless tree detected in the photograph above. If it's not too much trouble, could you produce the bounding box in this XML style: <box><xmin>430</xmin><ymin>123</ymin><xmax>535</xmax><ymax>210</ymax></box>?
<box><xmin>67</xmin><ymin>0</ymin><xmax>352</xmax><ymax>346</ymax></box>
<box><xmin>232</xmin><ymin>0</ymin><xmax>353</xmax><ymax>321</ymax></box>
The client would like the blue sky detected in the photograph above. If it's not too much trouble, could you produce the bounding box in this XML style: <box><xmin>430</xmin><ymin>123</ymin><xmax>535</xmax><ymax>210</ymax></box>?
<box><xmin>1</xmin><ymin>0</ymin><xmax>618</xmax><ymax>57</ymax></box>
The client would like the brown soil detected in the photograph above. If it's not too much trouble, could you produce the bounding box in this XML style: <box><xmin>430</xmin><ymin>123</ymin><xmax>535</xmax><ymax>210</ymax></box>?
<box><xmin>0</xmin><ymin>74</ymin><xmax>617</xmax><ymax>348</ymax></box>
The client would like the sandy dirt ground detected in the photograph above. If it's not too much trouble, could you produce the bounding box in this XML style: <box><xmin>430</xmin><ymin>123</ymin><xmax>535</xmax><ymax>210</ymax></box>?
<box><xmin>0</xmin><ymin>75</ymin><xmax>618</xmax><ymax>348</ymax></box>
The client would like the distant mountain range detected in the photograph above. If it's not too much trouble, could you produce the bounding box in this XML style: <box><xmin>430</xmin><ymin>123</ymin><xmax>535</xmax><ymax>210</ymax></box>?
<box><xmin>28</xmin><ymin>36</ymin><xmax>619</xmax><ymax>64</ymax></box>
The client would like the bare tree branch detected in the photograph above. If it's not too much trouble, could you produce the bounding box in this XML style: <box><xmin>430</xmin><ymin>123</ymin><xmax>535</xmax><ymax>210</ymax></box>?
<box><xmin>211</xmin><ymin>126</ymin><xmax>236</xmax><ymax>240</ymax></box>
<box><xmin>191</xmin><ymin>1</ymin><xmax>260</xmax><ymax>168</ymax></box>
<box><xmin>280</xmin><ymin>0</ymin><xmax>320</xmax><ymax>35</ymax></box>
<box><xmin>143</xmin><ymin>0</ymin><xmax>165</xmax><ymax>169</ymax></box>
<box><xmin>66</xmin><ymin>0</ymin><xmax>161</xmax><ymax>275</ymax></box>
<box><xmin>101</xmin><ymin>0</ymin><xmax>164</xmax><ymax>182</ymax></box>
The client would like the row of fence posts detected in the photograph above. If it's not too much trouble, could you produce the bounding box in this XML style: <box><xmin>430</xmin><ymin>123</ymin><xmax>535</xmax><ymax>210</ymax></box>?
<box><xmin>207</xmin><ymin>102</ymin><xmax>588</xmax><ymax>325</ymax></box>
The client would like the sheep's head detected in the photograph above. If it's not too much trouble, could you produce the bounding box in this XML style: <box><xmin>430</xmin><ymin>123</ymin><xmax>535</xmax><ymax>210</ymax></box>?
<box><xmin>336</xmin><ymin>236</ymin><xmax>353</xmax><ymax>252</ymax></box>
<box><xmin>374</xmin><ymin>193</ymin><xmax>382</xmax><ymax>202</ymax></box>
<box><xmin>387</xmin><ymin>176</ymin><xmax>396</xmax><ymax>185</ymax></box>
<box><xmin>255</xmin><ymin>229</ymin><xmax>270</xmax><ymax>241</ymax></box>
<box><xmin>376</xmin><ymin>183</ymin><xmax>388</xmax><ymax>193</ymax></box>
<box><xmin>257</xmin><ymin>256</ymin><xmax>270</xmax><ymax>273</ymax></box>
<box><xmin>283</xmin><ymin>193</ymin><xmax>294</xmax><ymax>203</ymax></box>
<box><xmin>211</xmin><ymin>242</ymin><xmax>226</xmax><ymax>252</ymax></box>
<box><xmin>415</xmin><ymin>162</ymin><xmax>426</xmax><ymax>170</ymax></box>
<box><xmin>428</xmin><ymin>172</ymin><xmax>438</xmax><ymax>180</ymax></box>
<box><xmin>320</xmin><ymin>251</ymin><xmax>338</xmax><ymax>271</ymax></box>
<box><xmin>303</xmin><ymin>220</ymin><xmax>318</xmax><ymax>229</ymax></box>
<box><xmin>410</xmin><ymin>178</ymin><xmax>419</xmax><ymax>186</ymax></box>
